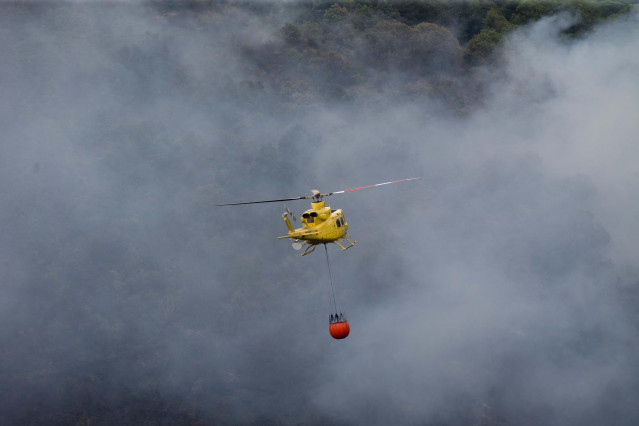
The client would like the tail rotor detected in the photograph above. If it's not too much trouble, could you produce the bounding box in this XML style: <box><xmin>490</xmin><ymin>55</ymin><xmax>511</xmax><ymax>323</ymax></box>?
<box><xmin>283</xmin><ymin>205</ymin><xmax>297</xmax><ymax>222</ymax></box>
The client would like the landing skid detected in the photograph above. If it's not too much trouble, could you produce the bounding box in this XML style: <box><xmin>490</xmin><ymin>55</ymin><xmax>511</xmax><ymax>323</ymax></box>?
<box><xmin>299</xmin><ymin>235</ymin><xmax>356</xmax><ymax>256</ymax></box>
<box><xmin>332</xmin><ymin>235</ymin><xmax>356</xmax><ymax>251</ymax></box>
<box><xmin>300</xmin><ymin>244</ymin><xmax>317</xmax><ymax>256</ymax></box>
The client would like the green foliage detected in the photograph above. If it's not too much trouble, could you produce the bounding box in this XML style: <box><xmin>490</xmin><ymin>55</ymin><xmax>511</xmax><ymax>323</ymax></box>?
<box><xmin>484</xmin><ymin>6</ymin><xmax>516</xmax><ymax>33</ymax></box>
<box><xmin>281</xmin><ymin>22</ymin><xmax>302</xmax><ymax>46</ymax></box>
<box><xmin>563</xmin><ymin>0</ymin><xmax>633</xmax><ymax>35</ymax></box>
<box><xmin>466</xmin><ymin>28</ymin><xmax>504</xmax><ymax>62</ymax></box>
<box><xmin>234</xmin><ymin>0</ymin><xmax>637</xmax><ymax>109</ymax></box>
<box><xmin>465</xmin><ymin>6</ymin><xmax>515</xmax><ymax>62</ymax></box>
<box><xmin>511</xmin><ymin>0</ymin><xmax>563</xmax><ymax>24</ymax></box>
<box><xmin>323</xmin><ymin>3</ymin><xmax>349</xmax><ymax>21</ymax></box>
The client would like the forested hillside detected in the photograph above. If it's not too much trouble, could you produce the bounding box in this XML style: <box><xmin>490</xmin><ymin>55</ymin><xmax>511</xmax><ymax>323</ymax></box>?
<box><xmin>2</xmin><ymin>1</ymin><xmax>639</xmax><ymax>425</ymax></box>
<box><xmin>150</xmin><ymin>0</ymin><xmax>637</xmax><ymax>110</ymax></box>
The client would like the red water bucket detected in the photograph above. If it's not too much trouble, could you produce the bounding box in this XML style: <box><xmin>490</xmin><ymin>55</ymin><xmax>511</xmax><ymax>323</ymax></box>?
<box><xmin>329</xmin><ymin>321</ymin><xmax>350</xmax><ymax>339</ymax></box>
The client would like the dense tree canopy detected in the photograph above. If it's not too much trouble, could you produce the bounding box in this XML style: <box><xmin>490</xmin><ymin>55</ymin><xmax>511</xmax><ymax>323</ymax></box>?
<box><xmin>227</xmin><ymin>0</ymin><xmax>636</xmax><ymax>106</ymax></box>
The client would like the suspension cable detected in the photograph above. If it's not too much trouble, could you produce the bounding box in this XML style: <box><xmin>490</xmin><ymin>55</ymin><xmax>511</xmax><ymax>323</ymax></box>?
<box><xmin>324</xmin><ymin>244</ymin><xmax>338</xmax><ymax>314</ymax></box>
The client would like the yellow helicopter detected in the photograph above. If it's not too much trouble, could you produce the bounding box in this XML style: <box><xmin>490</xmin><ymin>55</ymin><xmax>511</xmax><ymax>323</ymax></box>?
<box><xmin>215</xmin><ymin>178</ymin><xmax>420</xmax><ymax>256</ymax></box>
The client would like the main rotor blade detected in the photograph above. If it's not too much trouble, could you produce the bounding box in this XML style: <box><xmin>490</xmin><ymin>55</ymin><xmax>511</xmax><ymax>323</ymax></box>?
<box><xmin>327</xmin><ymin>177</ymin><xmax>421</xmax><ymax>196</ymax></box>
<box><xmin>214</xmin><ymin>177</ymin><xmax>421</xmax><ymax>206</ymax></box>
<box><xmin>214</xmin><ymin>195</ymin><xmax>310</xmax><ymax>206</ymax></box>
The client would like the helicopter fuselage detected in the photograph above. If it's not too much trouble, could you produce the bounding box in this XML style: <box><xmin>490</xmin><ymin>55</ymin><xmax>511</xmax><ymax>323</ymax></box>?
<box><xmin>279</xmin><ymin>201</ymin><xmax>356</xmax><ymax>255</ymax></box>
